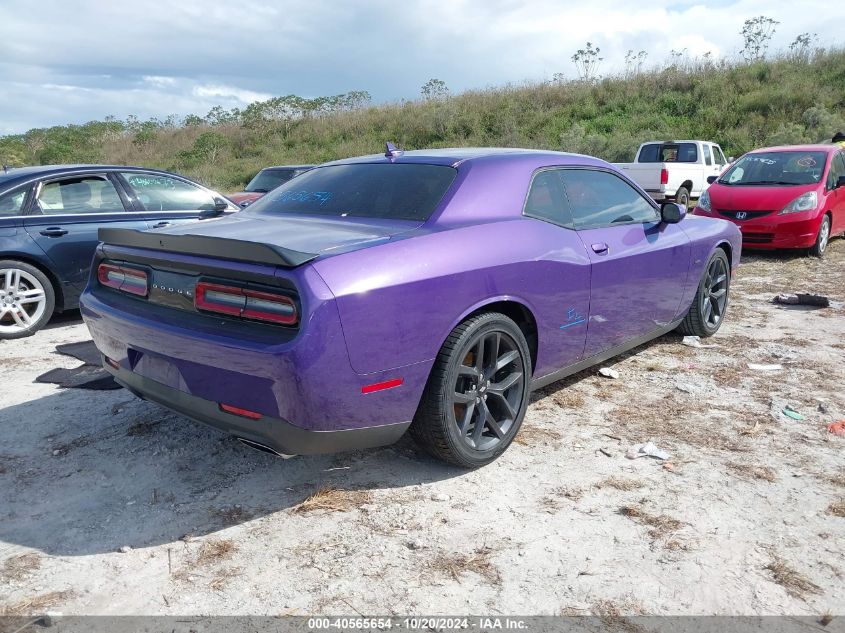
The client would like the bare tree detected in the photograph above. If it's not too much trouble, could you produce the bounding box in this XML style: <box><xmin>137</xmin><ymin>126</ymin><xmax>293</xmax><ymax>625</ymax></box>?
<box><xmin>571</xmin><ymin>42</ymin><xmax>603</xmax><ymax>82</ymax></box>
<box><xmin>421</xmin><ymin>78</ymin><xmax>449</xmax><ymax>101</ymax></box>
<box><xmin>789</xmin><ymin>32</ymin><xmax>818</xmax><ymax>61</ymax></box>
<box><xmin>624</xmin><ymin>50</ymin><xmax>648</xmax><ymax>77</ymax></box>
<box><xmin>741</xmin><ymin>16</ymin><xmax>779</xmax><ymax>62</ymax></box>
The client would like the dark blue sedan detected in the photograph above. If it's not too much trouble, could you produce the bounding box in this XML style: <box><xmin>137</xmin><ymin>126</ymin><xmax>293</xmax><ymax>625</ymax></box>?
<box><xmin>0</xmin><ymin>165</ymin><xmax>237</xmax><ymax>339</ymax></box>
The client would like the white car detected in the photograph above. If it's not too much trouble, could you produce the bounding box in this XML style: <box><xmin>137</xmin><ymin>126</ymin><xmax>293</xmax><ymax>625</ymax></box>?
<box><xmin>614</xmin><ymin>140</ymin><xmax>730</xmax><ymax>208</ymax></box>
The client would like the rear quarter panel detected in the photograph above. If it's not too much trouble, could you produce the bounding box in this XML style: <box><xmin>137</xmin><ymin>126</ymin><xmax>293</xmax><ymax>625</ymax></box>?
<box><xmin>313</xmin><ymin>218</ymin><xmax>592</xmax><ymax>377</ymax></box>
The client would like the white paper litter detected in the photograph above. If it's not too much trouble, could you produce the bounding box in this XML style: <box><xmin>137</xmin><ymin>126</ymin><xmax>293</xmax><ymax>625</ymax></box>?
<box><xmin>747</xmin><ymin>363</ymin><xmax>782</xmax><ymax>371</ymax></box>
<box><xmin>625</xmin><ymin>441</ymin><xmax>671</xmax><ymax>461</ymax></box>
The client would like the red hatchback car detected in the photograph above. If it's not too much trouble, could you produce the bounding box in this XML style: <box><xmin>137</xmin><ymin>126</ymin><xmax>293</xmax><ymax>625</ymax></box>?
<box><xmin>693</xmin><ymin>144</ymin><xmax>845</xmax><ymax>256</ymax></box>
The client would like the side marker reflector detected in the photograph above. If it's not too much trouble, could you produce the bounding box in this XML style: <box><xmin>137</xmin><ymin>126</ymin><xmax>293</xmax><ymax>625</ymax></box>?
<box><xmin>361</xmin><ymin>378</ymin><xmax>404</xmax><ymax>394</ymax></box>
<box><xmin>219</xmin><ymin>403</ymin><xmax>263</xmax><ymax>420</ymax></box>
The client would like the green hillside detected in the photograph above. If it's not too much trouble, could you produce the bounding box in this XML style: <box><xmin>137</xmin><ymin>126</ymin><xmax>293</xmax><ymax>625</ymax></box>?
<box><xmin>1</xmin><ymin>50</ymin><xmax>844</xmax><ymax>192</ymax></box>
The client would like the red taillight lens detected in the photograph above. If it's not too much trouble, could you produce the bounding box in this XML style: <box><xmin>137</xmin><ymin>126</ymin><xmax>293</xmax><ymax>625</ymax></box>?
<box><xmin>660</xmin><ymin>168</ymin><xmax>669</xmax><ymax>185</ymax></box>
<box><xmin>195</xmin><ymin>282</ymin><xmax>297</xmax><ymax>325</ymax></box>
<box><xmin>97</xmin><ymin>263</ymin><xmax>148</xmax><ymax>297</ymax></box>
<box><xmin>219</xmin><ymin>403</ymin><xmax>263</xmax><ymax>420</ymax></box>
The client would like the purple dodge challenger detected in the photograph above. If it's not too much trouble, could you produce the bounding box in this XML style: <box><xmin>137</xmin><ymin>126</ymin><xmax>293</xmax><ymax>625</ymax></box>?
<box><xmin>81</xmin><ymin>147</ymin><xmax>741</xmax><ymax>467</ymax></box>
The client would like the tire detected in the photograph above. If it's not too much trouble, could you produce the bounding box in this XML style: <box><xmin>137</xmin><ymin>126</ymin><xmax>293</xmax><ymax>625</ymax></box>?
<box><xmin>809</xmin><ymin>214</ymin><xmax>831</xmax><ymax>257</ymax></box>
<box><xmin>675</xmin><ymin>186</ymin><xmax>691</xmax><ymax>210</ymax></box>
<box><xmin>677</xmin><ymin>249</ymin><xmax>730</xmax><ymax>338</ymax></box>
<box><xmin>0</xmin><ymin>260</ymin><xmax>55</xmax><ymax>340</ymax></box>
<box><xmin>410</xmin><ymin>313</ymin><xmax>532</xmax><ymax>468</ymax></box>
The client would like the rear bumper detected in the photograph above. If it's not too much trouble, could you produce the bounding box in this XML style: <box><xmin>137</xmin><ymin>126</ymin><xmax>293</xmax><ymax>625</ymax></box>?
<box><xmin>80</xmin><ymin>283</ymin><xmax>430</xmax><ymax>437</ymax></box>
<box><xmin>108</xmin><ymin>361</ymin><xmax>410</xmax><ymax>455</ymax></box>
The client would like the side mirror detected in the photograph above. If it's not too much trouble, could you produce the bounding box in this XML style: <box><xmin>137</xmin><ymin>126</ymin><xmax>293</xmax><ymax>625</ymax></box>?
<box><xmin>198</xmin><ymin>198</ymin><xmax>229</xmax><ymax>218</ymax></box>
<box><xmin>837</xmin><ymin>175</ymin><xmax>845</xmax><ymax>189</ymax></box>
<box><xmin>706</xmin><ymin>175</ymin><xmax>718</xmax><ymax>185</ymax></box>
<box><xmin>727</xmin><ymin>156</ymin><xmax>735</xmax><ymax>163</ymax></box>
<box><xmin>660</xmin><ymin>202</ymin><xmax>686</xmax><ymax>224</ymax></box>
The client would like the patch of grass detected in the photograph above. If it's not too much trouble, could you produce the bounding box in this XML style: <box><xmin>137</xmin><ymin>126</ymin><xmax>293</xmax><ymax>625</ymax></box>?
<box><xmin>126</xmin><ymin>418</ymin><xmax>164</xmax><ymax>436</ymax></box>
<box><xmin>291</xmin><ymin>486</ymin><xmax>372</xmax><ymax>515</ymax></box>
<box><xmin>728</xmin><ymin>463</ymin><xmax>777</xmax><ymax>483</ymax></box>
<box><xmin>209</xmin><ymin>567</ymin><xmax>242</xmax><ymax>592</ymax></box>
<box><xmin>827</xmin><ymin>499</ymin><xmax>845</xmax><ymax>517</ymax></box>
<box><xmin>551</xmin><ymin>390</ymin><xmax>586</xmax><ymax>409</ymax></box>
<box><xmin>591</xmin><ymin>600</ymin><xmax>648</xmax><ymax>633</ymax></box>
<box><xmin>596</xmin><ymin>477</ymin><xmax>644</xmax><ymax>491</ymax></box>
<box><xmin>619</xmin><ymin>505</ymin><xmax>683</xmax><ymax>540</ymax></box>
<box><xmin>765</xmin><ymin>555</ymin><xmax>822</xmax><ymax>600</ymax></box>
<box><xmin>430</xmin><ymin>547</ymin><xmax>500</xmax><ymax>585</ymax></box>
<box><xmin>829</xmin><ymin>472</ymin><xmax>845</xmax><ymax>488</ymax></box>
<box><xmin>210</xmin><ymin>505</ymin><xmax>253</xmax><ymax>525</ymax></box>
<box><xmin>513</xmin><ymin>424</ymin><xmax>563</xmax><ymax>447</ymax></box>
<box><xmin>0</xmin><ymin>591</ymin><xmax>74</xmax><ymax>616</ymax></box>
<box><xmin>1</xmin><ymin>553</ymin><xmax>41</xmax><ymax>581</ymax></box>
<box><xmin>196</xmin><ymin>539</ymin><xmax>237</xmax><ymax>566</ymax></box>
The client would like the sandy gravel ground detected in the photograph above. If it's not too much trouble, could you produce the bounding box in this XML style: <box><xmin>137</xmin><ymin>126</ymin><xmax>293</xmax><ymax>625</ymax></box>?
<box><xmin>0</xmin><ymin>242</ymin><xmax>843</xmax><ymax>618</ymax></box>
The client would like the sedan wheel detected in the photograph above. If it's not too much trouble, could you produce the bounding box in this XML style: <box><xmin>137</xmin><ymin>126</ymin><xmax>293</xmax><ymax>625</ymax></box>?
<box><xmin>810</xmin><ymin>215</ymin><xmax>831</xmax><ymax>257</ymax></box>
<box><xmin>450</xmin><ymin>330</ymin><xmax>525</xmax><ymax>452</ymax></box>
<box><xmin>0</xmin><ymin>262</ymin><xmax>55</xmax><ymax>339</ymax></box>
<box><xmin>411</xmin><ymin>313</ymin><xmax>531</xmax><ymax>468</ymax></box>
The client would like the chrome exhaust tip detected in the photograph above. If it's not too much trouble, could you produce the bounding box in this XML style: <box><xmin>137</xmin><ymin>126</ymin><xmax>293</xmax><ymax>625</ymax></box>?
<box><xmin>236</xmin><ymin>437</ymin><xmax>296</xmax><ymax>459</ymax></box>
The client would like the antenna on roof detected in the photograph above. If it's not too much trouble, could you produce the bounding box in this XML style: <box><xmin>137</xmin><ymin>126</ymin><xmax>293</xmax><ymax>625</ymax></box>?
<box><xmin>385</xmin><ymin>142</ymin><xmax>404</xmax><ymax>159</ymax></box>
<box><xmin>2</xmin><ymin>164</ymin><xmax>7</xmax><ymax>174</ymax></box>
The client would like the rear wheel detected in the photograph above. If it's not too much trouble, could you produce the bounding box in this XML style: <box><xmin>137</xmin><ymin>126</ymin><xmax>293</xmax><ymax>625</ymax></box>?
<box><xmin>677</xmin><ymin>249</ymin><xmax>730</xmax><ymax>337</ymax></box>
<box><xmin>809</xmin><ymin>214</ymin><xmax>831</xmax><ymax>257</ymax></box>
<box><xmin>0</xmin><ymin>260</ymin><xmax>55</xmax><ymax>340</ymax></box>
<box><xmin>410</xmin><ymin>313</ymin><xmax>531</xmax><ymax>468</ymax></box>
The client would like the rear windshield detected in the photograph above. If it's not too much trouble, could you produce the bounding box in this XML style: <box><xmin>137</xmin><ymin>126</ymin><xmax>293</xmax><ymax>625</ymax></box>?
<box><xmin>638</xmin><ymin>142</ymin><xmax>698</xmax><ymax>163</ymax></box>
<box><xmin>718</xmin><ymin>151</ymin><xmax>828</xmax><ymax>186</ymax></box>
<box><xmin>246</xmin><ymin>168</ymin><xmax>307</xmax><ymax>193</ymax></box>
<box><xmin>246</xmin><ymin>163</ymin><xmax>457</xmax><ymax>221</ymax></box>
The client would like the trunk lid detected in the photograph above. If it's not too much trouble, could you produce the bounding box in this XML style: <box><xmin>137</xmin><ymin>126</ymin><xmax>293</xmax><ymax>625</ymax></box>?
<box><xmin>156</xmin><ymin>212</ymin><xmax>422</xmax><ymax>259</ymax></box>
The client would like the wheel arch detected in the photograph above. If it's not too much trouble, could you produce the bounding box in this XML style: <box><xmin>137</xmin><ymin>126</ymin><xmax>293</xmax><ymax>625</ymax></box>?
<box><xmin>0</xmin><ymin>253</ymin><xmax>65</xmax><ymax>311</ymax></box>
<box><xmin>678</xmin><ymin>181</ymin><xmax>693</xmax><ymax>195</ymax></box>
<box><xmin>456</xmin><ymin>298</ymin><xmax>539</xmax><ymax>374</ymax></box>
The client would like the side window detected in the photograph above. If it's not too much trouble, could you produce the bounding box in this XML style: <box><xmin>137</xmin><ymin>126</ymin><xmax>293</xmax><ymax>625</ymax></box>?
<box><xmin>714</xmin><ymin>146</ymin><xmax>727</xmax><ymax>165</ymax></box>
<box><xmin>36</xmin><ymin>176</ymin><xmax>125</xmax><ymax>215</ymax></box>
<box><xmin>703</xmin><ymin>145</ymin><xmax>713</xmax><ymax>166</ymax></box>
<box><xmin>560</xmin><ymin>169</ymin><xmax>659</xmax><ymax>229</ymax></box>
<box><xmin>121</xmin><ymin>172</ymin><xmax>215</xmax><ymax>211</ymax></box>
<box><xmin>523</xmin><ymin>169</ymin><xmax>573</xmax><ymax>228</ymax></box>
<box><xmin>637</xmin><ymin>144</ymin><xmax>660</xmax><ymax>163</ymax></box>
<box><xmin>826</xmin><ymin>153</ymin><xmax>845</xmax><ymax>190</ymax></box>
<box><xmin>0</xmin><ymin>186</ymin><xmax>29</xmax><ymax>216</ymax></box>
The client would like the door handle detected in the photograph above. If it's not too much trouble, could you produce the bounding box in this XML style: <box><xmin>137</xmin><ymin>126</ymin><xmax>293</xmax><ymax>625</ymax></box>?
<box><xmin>39</xmin><ymin>228</ymin><xmax>68</xmax><ymax>237</ymax></box>
<box><xmin>591</xmin><ymin>242</ymin><xmax>609</xmax><ymax>254</ymax></box>
<box><xmin>151</xmin><ymin>221</ymin><xmax>172</xmax><ymax>228</ymax></box>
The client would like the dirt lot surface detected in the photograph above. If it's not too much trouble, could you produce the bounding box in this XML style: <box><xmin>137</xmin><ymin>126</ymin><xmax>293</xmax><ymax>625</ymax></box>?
<box><xmin>1</xmin><ymin>243</ymin><xmax>844</xmax><ymax>617</ymax></box>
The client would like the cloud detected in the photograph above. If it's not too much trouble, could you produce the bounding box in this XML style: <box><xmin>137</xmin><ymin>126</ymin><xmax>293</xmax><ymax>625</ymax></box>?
<box><xmin>0</xmin><ymin>0</ymin><xmax>842</xmax><ymax>134</ymax></box>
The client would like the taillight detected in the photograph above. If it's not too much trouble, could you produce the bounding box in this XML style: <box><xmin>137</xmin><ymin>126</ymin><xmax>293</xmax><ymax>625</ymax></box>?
<box><xmin>97</xmin><ymin>263</ymin><xmax>148</xmax><ymax>297</ymax></box>
<box><xmin>660</xmin><ymin>168</ymin><xmax>669</xmax><ymax>185</ymax></box>
<box><xmin>195</xmin><ymin>282</ymin><xmax>297</xmax><ymax>325</ymax></box>
<box><xmin>219</xmin><ymin>403</ymin><xmax>262</xmax><ymax>420</ymax></box>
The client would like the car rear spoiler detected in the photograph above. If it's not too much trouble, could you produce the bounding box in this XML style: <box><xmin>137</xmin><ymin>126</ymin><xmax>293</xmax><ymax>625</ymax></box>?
<box><xmin>98</xmin><ymin>228</ymin><xmax>318</xmax><ymax>268</ymax></box>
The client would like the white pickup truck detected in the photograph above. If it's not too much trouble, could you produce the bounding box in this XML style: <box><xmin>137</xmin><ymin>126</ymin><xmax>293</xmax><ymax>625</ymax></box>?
<box><xmin>614</xmin><ymin>140</ymin><xmax>730</xmax><ymax>208</ymax></box>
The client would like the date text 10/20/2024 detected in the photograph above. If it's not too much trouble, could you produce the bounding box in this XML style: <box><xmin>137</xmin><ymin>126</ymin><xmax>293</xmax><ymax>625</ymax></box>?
<box><xmin>307</xmin><ymin>618</ymin><xmax>529</xmax><ymax>630</ymax></box>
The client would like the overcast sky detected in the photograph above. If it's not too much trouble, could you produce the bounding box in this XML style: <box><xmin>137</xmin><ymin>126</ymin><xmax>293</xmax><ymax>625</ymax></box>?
<box><xmin>0</xmin><ymin>0</ymin><xmax>842</xmax><ymax>135</ymax></box>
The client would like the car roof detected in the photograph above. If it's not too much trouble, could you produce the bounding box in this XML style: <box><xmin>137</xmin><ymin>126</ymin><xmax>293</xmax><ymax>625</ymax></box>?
<box><xmin>320</xmin><ymin>147</ymin><xmax>607</xmax><ymax>168</ymax></box>
<box><xmin>0</xmin><ymin>164</ymin><xmax>193</xmax><ymax>189</ymax></box>
<box><xmin>750</xmin><ymin>144</ymin><xmax>838</xmax><ymax>153</ymax></box>
<box><xmin>260</xmin><ymin>165</ymin><xmax>315</xmax><ymax>171</ymax></box>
